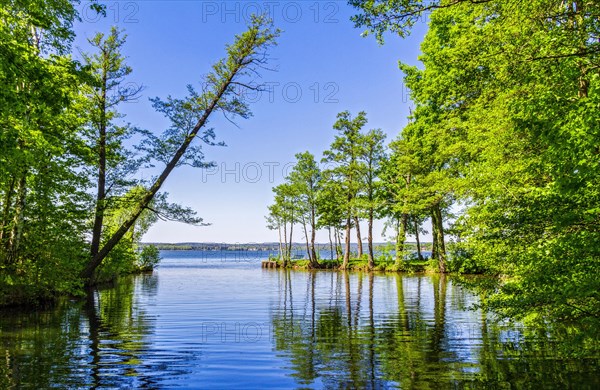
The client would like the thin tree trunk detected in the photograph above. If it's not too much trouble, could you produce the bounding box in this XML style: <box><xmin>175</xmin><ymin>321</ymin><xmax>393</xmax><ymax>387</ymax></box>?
<box><xmin>355</xmin><ymin>216</ymin><xmax>363</xmax><ymax>258</ymax></box>
<box><xmin>283</xmin><ymin>221</ymin><xmax>288</xmax><ymax>267</ymax></box>
<box><xmin>90</xmin><ymin>66</ymin><xmax>108</xmax><ymax>259</ymax></box>
<box><xmin>328</xmin><ymin>226</ymin><xmax>334</xmax><ymax>261</ymax></box>
<box><xmin>302</xmin><ymin>219</ymin><xmax>311</xmax><ymax>263</ymax></box>
<box><xmin>342</xmin><ymin>213</ymin><xmax>351</xmax><ymax>269</ymax></box>
<box><xmin>288</xmin><ymin>217</ymin><xmax>294</xmax><ymax>264</ymax></box>
<box><xmin>434</xmin><ymin>203</ymin><xmax>447</xmax><ymax>273</ymax></box>
<box><xmin>395</xmin><ymin>214</ymin><xmax>407</xmax><ymax>267</ymax></box>
<box><xmin>277</xmin><ymin>223</ymin><xmax>283</xmax><ymax>262</ymax></box>
<box><xmin>310</xmin><ymin>207</ymin><xmax>318</xmax><ymax>266</ymax></box>
<box><xmin>367</xmin><ymin>209</ymin><xmax>374</xmax><ymax>269</ymax></box>
<box><xmin>336</xmin><ymin>229</ymin><xmax>343</xmax><ymax>261</ymax></box>
<box><xmin>395</xmin><ymin>217</ymin><xmax>401</xmax><ymax>264</ymax></box>
<box><xmin>333</xmin><ymin>228</ymin><xmax>338</xmax><ymax>260</ymax></box>
<box><xmin>415</xmin><ymin>218</ymin><xmax>423</xmax><ymax>261</ymax></box>
<box><xmin>431</xmin><ymin>210</ymin><xmax>438</xmax><ymax>262</ymax></box>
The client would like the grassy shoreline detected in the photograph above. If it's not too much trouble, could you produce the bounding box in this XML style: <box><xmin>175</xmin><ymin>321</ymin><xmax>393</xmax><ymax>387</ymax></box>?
<box><xmin>263</xmin><ymin>258</ymin><xmax>433</xmax><ymax>273</ymax></box>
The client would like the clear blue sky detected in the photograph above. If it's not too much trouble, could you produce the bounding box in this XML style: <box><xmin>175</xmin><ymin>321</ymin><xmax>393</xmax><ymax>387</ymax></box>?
<box><xmin>73</xmin><ymin>1</ymin><xmax>429</xmax><ymax>243</ymax></box>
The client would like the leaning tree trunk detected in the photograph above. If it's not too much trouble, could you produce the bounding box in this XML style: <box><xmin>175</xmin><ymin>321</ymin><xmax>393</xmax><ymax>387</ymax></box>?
<box><xmin>80</xmin><ymin>17</ymin><xmax>277</xmax><ymax>282</ymax></box>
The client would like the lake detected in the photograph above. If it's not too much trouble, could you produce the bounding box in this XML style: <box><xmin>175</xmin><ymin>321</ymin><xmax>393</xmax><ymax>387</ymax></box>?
<box><xmin>0</xmin><ymin>250</ymin><xmax>598</xmax><ymax>388</ymax></box>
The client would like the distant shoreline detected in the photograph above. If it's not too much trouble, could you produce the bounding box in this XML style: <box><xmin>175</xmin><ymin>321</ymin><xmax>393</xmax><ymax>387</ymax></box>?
<box><xmin>141</xmin><ymin>242</ymin><xmax>431</xmax><ymax>251</ymax></box>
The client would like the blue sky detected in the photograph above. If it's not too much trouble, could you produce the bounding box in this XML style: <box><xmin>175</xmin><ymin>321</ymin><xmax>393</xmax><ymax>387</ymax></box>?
<box><xmin>73</xmin><ymin>1</ymin><xmax>429</xmax><ymax>243</ymax></box>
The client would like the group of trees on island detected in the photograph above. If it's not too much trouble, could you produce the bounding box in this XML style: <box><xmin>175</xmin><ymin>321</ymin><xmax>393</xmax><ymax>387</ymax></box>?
<box><xmin>266</xmin><ymin>111</ymin><xmax>440</xmax><ymax>272</ymax></box>
<box><xmin>268</xmin><ymin>0</ymin><xmax>599</xmax><ymax>323</ymax></box>
<box><xmin>0</xmin><ymin>2</ymin><xmax>279</xmax><ymax>304</ymax></box>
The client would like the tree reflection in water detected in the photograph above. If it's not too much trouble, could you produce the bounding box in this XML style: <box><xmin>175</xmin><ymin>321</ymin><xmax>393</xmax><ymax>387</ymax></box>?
<box><xmin>270</xmin><ymin>270</ymin><xmax>599</xmax><ymax>389</ymax></box>
<box><xmin>0</xmin><ymin>270</ymin><xmax>597</xmax><ymax>388</ymax></box>
<box><xmin>0</xmin><ymin>274</ymin><xmax>198</xmax><ymax>388</ymax></box>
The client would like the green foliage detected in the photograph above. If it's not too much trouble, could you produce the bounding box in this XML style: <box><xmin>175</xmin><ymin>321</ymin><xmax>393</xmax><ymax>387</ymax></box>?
<box><xmin>82</xmin><ymin>14</ymin><xmax>280</xmax><ymax>280</ymax></box>
<box><xmin>0</xmin><ymin>0</ymin><xmax>92</xmax><ymax>303</ymax></box>
<box><xmin>351</xmin><ymin>0</ymin><xmax>600</xmax><ymax>323</ymax></box>
<box><xmin>446</xmin><ymin>241</ymin><xmax>486</xmax><ymax>274</ymax></box>
<box><xmin>1</xmin><ymin>3</ymin><xmax>279</xmax><ymax>303</ymax></box>
<box><xmin>138</xmin><ymin>245</ymin><xmax>161</xmax><ymax>272</ymax></box>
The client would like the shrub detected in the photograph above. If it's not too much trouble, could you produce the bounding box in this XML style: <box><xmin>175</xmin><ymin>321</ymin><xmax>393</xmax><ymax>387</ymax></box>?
<box><xmin>138</xmin><ymin>245</ymin><xmax>161</xmax><ymax>272</ymax></box>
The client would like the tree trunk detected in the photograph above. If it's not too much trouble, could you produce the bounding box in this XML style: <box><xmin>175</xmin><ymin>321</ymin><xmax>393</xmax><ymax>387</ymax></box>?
<box><xmin>310</xmin><ymin>207</ymin><xmax>318</xmax><ymax>267</ymax></box>
<box><xmin>395</xmin><ymin>214</ymin><xmax>407</xmax><ymax>267</ymax></box>
<box><xmin>282</xmin><ymin>221</ymin><xmax>288</xmax><ymax>267</ymax></box>
<box><xmin>328</xmin><ymin>226</ymin><xmax>334</xmax><ymax>261</ymax></box>
<box><xmin>288</xmin><ymin>217</ymin><xmax>294</xmax><ymax>264</ymax></box>
<box><xmin>90</xmin><ymin>71</ymin><xmax>108</xmax><ymax>259</ymax></box>
<box><xmin>367</xmin><ymin>209</ymin><xmax>374</xmax><ymax>269</ymax></box>
<box><xmin>277</xmin><ymin>223</ymin><xmax>283</xmax><ymax>262</ymax></box>
<box><xmin>342</xmin><ymin>214</ymin><xmax>351</xmax><ymax>269</ymax></box>
<box><xmin>433</xmin><ymin>203</ymin><xmax>447</xmax><ymax>273</ymax></box>
<box><xmin>336</xmin><ymin>229</ymin><xmax>343</xmax><ymax>261</ymax></box>
<box><xmin>354</xmin><ymin>216</ymin><xmax>363</xmax><ymax>258</ymax></box>
<box><xmin>431</xmin><ymin>210</ymin><xmax>438</xmax><ymax>262</ymax></box>
<box><xmin>302</xmin><ymin>220</ymin><xmax>311</xmax><ymax>263</ymax></box>
<box><xmin>414</xmin><ymin>219</ymin><xmax>423</xmax><ymax>261</ymax></box>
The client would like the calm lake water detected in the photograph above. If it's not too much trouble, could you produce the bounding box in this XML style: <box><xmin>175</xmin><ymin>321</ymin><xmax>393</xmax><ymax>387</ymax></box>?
<box><xmin>0</xmin><ymin>250</ymin><xmax>598</xmax><ymax>389</ymax></box>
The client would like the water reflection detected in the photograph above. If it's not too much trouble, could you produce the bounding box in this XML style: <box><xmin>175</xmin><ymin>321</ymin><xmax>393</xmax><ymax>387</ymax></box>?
<box><xmin>0</xmin><ymin>274</ymin><xmax>198</xmax><ymax>388</ymax></box>
<box><xmin>0</xmin><ymin>260</ymin><xmax>598</xmax><ymax>388</ymax></box>
<box><xmin>270</xmin><ymin>270</ymin><xmax>600</xmax><ymax>389</ymax></box>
